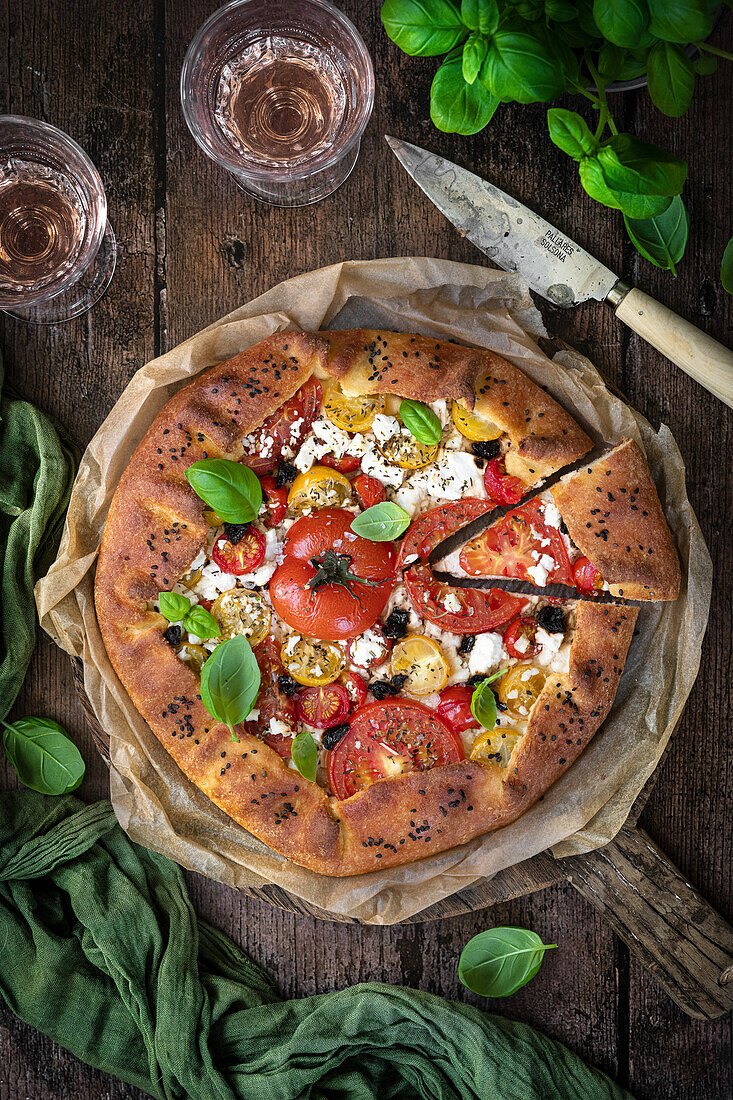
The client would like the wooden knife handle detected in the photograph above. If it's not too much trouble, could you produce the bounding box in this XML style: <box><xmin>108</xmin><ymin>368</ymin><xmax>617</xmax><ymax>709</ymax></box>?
<box><xmin>614</xmin><ymin>286</ymin><xmax>733</xmax><ymax>408</ymax></box>
<box><xmin>566</xmin><ymin>823</ymin><xmax>733</xmax><ymax>1020</ymax></box>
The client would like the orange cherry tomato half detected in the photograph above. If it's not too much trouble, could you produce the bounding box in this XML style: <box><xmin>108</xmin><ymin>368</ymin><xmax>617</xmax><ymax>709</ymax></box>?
<box><xmin>295</xmin><ymin>683</ymin><xmax>350</xmax><ymax>729</ymax></box>
<box><xmin>320</xmin><ymin>452</ymin><xmax>362</xmax><ymax>474</ymax></box>
<box><xmin>260</xmin><ymin>475</ymin><xmax>287</xmax><ymax>528</ymax></box>
<box><xmin>353</xmin><ymin>473</ymin><xmax>386</xmax><ymax>509</ymax></box>
<box><xmin>211</xmin><ymin>526</ymin><xmax>266</xmax><ymax>575</ymax></box>
<box><xmin>327</xmin><ymin>699</ymin><xmax>464</xmax><ymax>800</ymax></box>
<box><xmin>240</xmin><ymin>376</ymin><xmax>322</xmax><ymax>474</ymax></box>
<box><xmin>503</xmin><ymin>616</ymin><xmax>542</xmax><ymax>660</ymax></box>
<box><xmin>436</xmin><ymin>684</ymin><xmax>480</xmax><ymax>734</ymax></box>
<box><xmin>483</xmin><ymin>457</ymin><xmax>525</xmax><ymax>506</ymax></box>
<box><xmin>339</xmin><ymin>670</ymin><xmax>368</xmax><ymax>709</ymax></box>
<box><xmin>573</xmin><ymin>555</ymin><xmax>604</xmax><ymax>593</ymax></box>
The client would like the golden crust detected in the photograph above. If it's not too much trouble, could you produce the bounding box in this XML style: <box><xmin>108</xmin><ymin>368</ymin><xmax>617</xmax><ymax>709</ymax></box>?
<box><xmin>551</xmin><ymin>438</ymin><xmax>681</xmax><ymax>601</ymax></box>
<box><xmin>96</xmin><ymin>330</ymin><xmax>638</xmax><ymax>876</ymax></box>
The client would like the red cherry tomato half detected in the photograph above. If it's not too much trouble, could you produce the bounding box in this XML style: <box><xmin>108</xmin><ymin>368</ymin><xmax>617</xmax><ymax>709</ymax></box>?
<box><xmin>573</xmin><ymin>556</ymin><xmax>604</xmax><ymax>593</ymax></box>
<box><xmin>320</xmin><ymin>452</ymin><xmax>361</xmax><ymax>474</ymax></box>
<box><xmin>198</xmin><ymin>597</ymin><xmax>214</xmax><ymax>612</ymax></box>
<box><xmin>503</xmin><ymin>616</ymin><xmax>542</xmax><ymax>660</ymax></box>
<box><xmin>346</xmin><ymin>624</ymin><xmax>391</xmax><ymax>669</ymax></box>
<box><xmin>211</xmin><ymin>526</ymin><xmax>266</xmax><ymax>575</ymax></box>
<box><xmin>339</xmin><ymin>670</ymin><xmax>368</xmax><ymax>708</ymax></box>
<box><xmin>404</xmin><ymin>564</ymin><xmax>526</xmax><ymax>634</ymax></box>
<box><xmin>353</xmin><ymin>473</ymin><xmax>386</xmax><ymax>510</ymax></box>
<box><xmin>241</xmin><ymin>376</ymin><xmax>322</xmax><ymax>474</ymax></box>
<box><xmin>327</xmin><ymin>699</ymin><xmax>464</xmax><ymax>800</ymax></box>
<box><xmin>436</xmin><ymin>684</ymin><xmax>480</xmax><ymax>734</ymax></box>
<box><xmin>249</xmin><ymin>637</ymin><xmax>296</xmax><ymax>758</ymax></box>
<box><xmin>396</xmin><ymin>499</ymin><xmax>494</xmax><ymax>570</ymax></box>
<box><xmin>259</xmin><ymin>475</ymin><xmax>288</xmax><ymax>528</ymax></box>
<box><xmin>295</xmin><ymin>683</ymin><xmax>351</xmax><ymax>729</ymax></box>
<box><xmin>483</xmin><ymin>457</ymin><xmax>525</xmax><ymax>506</ymax></box>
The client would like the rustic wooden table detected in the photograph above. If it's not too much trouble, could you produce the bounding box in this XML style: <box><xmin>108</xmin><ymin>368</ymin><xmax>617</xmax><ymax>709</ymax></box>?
<box><xmin>1</xmin><ymin>3</ymin><xmax>731</xmax><ymax>1097</ymax></box>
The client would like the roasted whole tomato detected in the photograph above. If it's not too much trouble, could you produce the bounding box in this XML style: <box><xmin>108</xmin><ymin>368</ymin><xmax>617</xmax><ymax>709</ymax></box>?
<box><xmin>327</xmin><ymin>699</ymin><xmax>464</xmax><ymax>800</ymax></box>
<box><xmin>250</xmin><ymin>636</ymin><xmax>296</xmax><ymax>758</ymax></box>
<box><xmin>404</xmin><ymin>564</ymin><xmax>526</xmax><ymax>634</ymax></box>
<box><xmin>269</xmin><ymin>508</ymin><xmax>397</xmax><ymax>641</ymax></box>
<box><xmin>572</xmin><ymin>556</ymin><xmax>604</xmax><ymax>593</ymax></box>
<box><xmin>320</xmin><ymin>452</ymin><xmax>362</xmax><ymax>473</ymax></box>
<box><xmin>260</xmin><ymin>475</ymin><xmax>287</xmax><ymax>527</ymax></box>
<box><xmin>295</xmin><ymin>683</ymin><xmax>351</xmax><ymax>729</ymax></box>
<box><xmin>459</xmin><ymin>498</ymin><xmax>573</xmax><ymax>586</ymax></box>
<box><xmin>396</xmin><ymin>499</ymin><xmax>495</xmax><ymax>570</ymax></box>
<box><xmin>353</xmin><ymin>473</ymin><xmax>386</xmax><ymax>509</ymax></box>
<box><xmin>211</xmin><ymin>526</ymin><xmax>266</xmax><ymax>575</ymax></box>
<box><xmin>240</xmin><ymin>377</ymin><xmax>322</xmax><ymax>474</ymax></box>
<box><xmin>436</xmin><ymin>684</ymin><xmax>480</xmax><ymax>734</ymax></box>
<box><xmin>483</xmin><ymin>457</ymin><xmax>524</xmax><ymax>506</ymax></box>
<box><xmin>503</xmin><ymin>616</ymin><xmax>542</xmax><ymax>659</ymax></box>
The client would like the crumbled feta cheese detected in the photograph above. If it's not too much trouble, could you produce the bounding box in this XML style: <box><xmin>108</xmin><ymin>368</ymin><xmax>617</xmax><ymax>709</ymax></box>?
<box><xmin>526</xmin><ymin>554</ymin><xmax>555</xmax><ymax>587</ymax></box>
<box><xmin>360</xmin><ymin>446</ymin><xmax>405</xmax><ymax>488</ymax></box>
<box><xmin>534</xmin><ymin>626</ymin><xmax>567</xmax><ymax>672</ymax></box>
<box><xmin>190</xmin><ymin>548</ymin><xmax>207</xmax><ymax>571</ymax></box>
<box><xmin>468</xmin><ymin>631</ymin><xmax>504</xmax><ymax>675</ymax></box>
<box><xmin>431</xmin><ymin>399</ymin><xmax>451</xmax><ymax>427</ymax></box>
<box><xmin>248</xmin><ymin>709</ymin><xmax>259</xmax><ymax>722</ymax></box>
<box><xmin>194</xmin><ymin>560</ymin><xmax>238</xmax><ymax>601</ymax></box>
<box><xmin>394</xmin><ymin>450</ymin><xmax>485</xmax><ymax>510</ymax></box>
<box><xmin>443</xmin><ymin>592</ymin><xmax>462</xmax><ymax>614</ymax></box>
<box><xmin>350</xmin><ymin>628</ymin><xmax>388</xmax><ymax>667</ymax></box>
<box><xmin>268</xmin><ymin>717</ymin><xmax>293</xmax><ymax>739</ymax></box>
<box><xmin>542</xmin><ymin>499</ymin><xmax>563</xmax><ymax>529</ymax></box>
<box><xmin>513</xmin><ymin>633</ymin><xmax>529</xmax><ymax>654</ymax></box>
<box><xmin>371</xmin><ymin>413</ymin><xmax>400</xmax><ymax>444</ymax></box>
<box><xmin>293</xmin><ymin>417</ymin><xmax>368</xmax><ymax>472</ymax></box>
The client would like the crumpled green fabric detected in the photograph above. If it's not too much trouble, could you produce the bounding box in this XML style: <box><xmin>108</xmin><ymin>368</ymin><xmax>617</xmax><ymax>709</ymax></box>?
<box><xmin>0</xmin><ymin>791</ymin><xmax>633</xmax><ymax>1100</ymax></box>
<box><xmin>0</xmin><ymin>354</ymin><xmax>79</xmax><ymax>720</ymax></box>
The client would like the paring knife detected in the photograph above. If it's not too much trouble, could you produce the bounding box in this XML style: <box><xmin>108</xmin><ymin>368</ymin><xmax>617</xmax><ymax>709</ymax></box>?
<box><xmin>386</xmin><ymin>135</ymin><xmax>733</xmax><ymax>409</ymax></box>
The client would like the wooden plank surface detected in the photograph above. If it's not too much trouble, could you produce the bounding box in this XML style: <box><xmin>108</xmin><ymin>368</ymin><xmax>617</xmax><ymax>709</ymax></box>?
<box><xmin>0</xmin><ymin>2</ymin><xmax>731</xmax><ymax>1097</ymax></box>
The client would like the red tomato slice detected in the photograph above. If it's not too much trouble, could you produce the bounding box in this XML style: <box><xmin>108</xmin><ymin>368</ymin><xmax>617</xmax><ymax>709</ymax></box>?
<box><xmin>295</xmin><ymin>683</ymin><xmax>350</xmax><ymax>729</ymax></box>
<box><xmin>353</xmin><ymin>473</ymin><xmax>386</xmax><ymax>509</ymax></box>
<box><xmin>260</xmin><ymin>475</ymin><xmax>287</xmax><ymax>528</ymax></box>
<box><xmin>404</xmin><ymin>564</ymin><xmax>526</xmax><ymax>634</ymax></box>
<box><xmin>339</xmin><ymin>670</ymin><xmax>368</xmax><ymax>708</ymax></box>
<box><xmin>250</xmin><ymin>636</ymin><xmax>295</xmax><ymax>758</ymax></box>
<box><xmin>269</xmin><ymin>508</ymin><xmax>396</xmax><ymax>641</ymax></box>
<box><xmin>572</xmin><ymin>556</ymin><xmax>603</xmax><ymax>593</ymax></box>
<box><xmin>436</xmin><ymin>684</ymin><xmax>480</xmax><ymax>734</ymax></box>
<box><xmin>483</xmin><ymin>457</ymin><xmax>524</xmax><ymax>506</ymax></box>
<box><xmin>211</xmin><ymin>526</ymin><xmax>266</xmax><ymax>575</ymax></box>
<box><xmin>241</xmin><ymin>377</ymin><xmax>322</xmax><ymax>474</ymax></box>
<box><xmin>459</xmin><ymin>498</ymin><xmax>573</xmax><ymax>586</ymax></box>
<box><xmin>503</xmin><ymin>616</ymin><xmax>542</xmax><ymax>660</ymax></box>
<box><xmin>320</xmin><ymin>452</ymin><xmax>361</xmax><ymax>473</ymax></box>
<box><xmin>327</xmin><ymin>699</ymin><xmax>464</xmax><ymax>800</ymax></box>
<box><xmin>396</xmin><ymin>499</ymin><xmax>496</xmax><ymax>570</ymax></box>
<box><xmin>346</xmin><ymin>624</ymin><xmax>391</xmax><ymax>669</ymax></box>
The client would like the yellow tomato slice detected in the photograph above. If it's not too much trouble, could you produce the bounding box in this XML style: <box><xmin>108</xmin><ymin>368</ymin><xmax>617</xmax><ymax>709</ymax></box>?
<box><xmin>211</xmin><ymin>590</ymin><xmax>271</xmax><ymax>647</ymax></box>
<box><xmin>177</xmin><ymin>642</ymin><xmax>209</xmax><ymax>675</ymax></box>
<box><xmin>451</xmin><ymin>400</ymin><xmax>503</xmax><ymax>442</ymax></box>
<box><xmin>178</xmin><ymin>567</ymin><xmax>203</xmax><ymax>590</ymax></box>
<box><xmin>496</xmin><ymin>664</ymin><xmax>546</xmax><ymax>720</ymax></box>
<box><xmin>378</xmin><ymin>434</ymin><xmax>438</xmax><ymax>470</ymax></box>
<box><xmin>390</xmin><ymin>634</ymin><xmax>449</xmax><ymax>695</ymax></box>
<box><xmin>323</xmin><ymin>381</ymin><xmax>385</xmax><ymax>432</ymax></box>
<box><xmin>203</xmin><ymin>508</ymin><xmax>223</xmax><ymax>527</ymax></box>
<box><xmin>470</xmin><ymin>727</ymin><xmax>523</xmax><ymax>765</ymax></box>
<box><xmin>280</xmin><ymin>635</ymin><xmax>346</xmax><ymax>686</ymax></box>
<box><xmin>287</xmin><ymin>465</ymin><xmax>353</xmax><ymax>514</ymax></box>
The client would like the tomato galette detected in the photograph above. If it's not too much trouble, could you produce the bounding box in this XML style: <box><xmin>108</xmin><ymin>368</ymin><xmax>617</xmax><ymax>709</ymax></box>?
<box><xmin>95</xmin><ymin>330</ymin><xmax>679</xmax><ymax>875</ymax></box>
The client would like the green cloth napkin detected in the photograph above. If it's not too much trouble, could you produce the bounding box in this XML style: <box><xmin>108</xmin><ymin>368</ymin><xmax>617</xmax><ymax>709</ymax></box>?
<box><xmin>0</xmin><ymin>791</ymin><xmax>632</xmax><ymax>1100</ymax></box>
<box><xmin>0</xmin><ymin>354</ymin><xmax>79</xmax><ymax>720</ymax></box>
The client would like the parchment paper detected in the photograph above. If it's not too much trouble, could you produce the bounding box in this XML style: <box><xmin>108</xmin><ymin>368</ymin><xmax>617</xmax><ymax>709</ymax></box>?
<box><xmin>36</xmin><ymin>258</ymin><xmax>712</xmax><ymax>924</ymax></box>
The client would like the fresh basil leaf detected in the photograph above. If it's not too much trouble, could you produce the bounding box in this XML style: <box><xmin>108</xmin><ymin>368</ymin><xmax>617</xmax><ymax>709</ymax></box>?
<box><xmin>592</xmin><ymin>0</ymin><xmax>650</xmax><ymax>49</ymax></box>
<box><xmin>596</xmin><ymin>41</ymin><xmax>627</xmax><ymax>82</ymax></box>
<box><xmin>458</xmin><ymin>926</ymin><xmax>557</xmax><ymax>997</ymax></box>
<box><xmin>623</xmin><ymin>195</ymin><xmax>689</xmax><ymax>273</ymax></box>
<box><xmin>351</xmin><ymin>502</ymin><xmax>411</xmax><ymax>542</ymax></box>
<box><xmin>579</xmin><ymin>156</ymin><xmax>674</xmax><ymax>218</ymax></box>
<box><xmin>399</xmin><ymin>398</ymin><xmax>443</xmax><ymax>444</ymax></box>
<box><xmin>598</xmin><ymin>134</ymin><xmax>688</xmax><ymax>198</ymax></box>
<box><xmin>647</xmin><ymin>41</ymin><xmax>694</xmax><ymax>117</ymax></box>
<box><xmin>200</xmin><ymin>635</ymin><xmax>260</xmax><ymax>740</ymax></box>
<box><xmin>431</xmin><ymin>47</ymin><xmax>499</xmax><ymax>133</ymax></box>
<box><xmin>182</xmin><ymin>604</ymin><xmax>221</xmax><ymax>641</ymax></box>
<box><xmin>470</xmin><ymin>670</ymin><xmax>504</xmax><ymax>729</ymax></box>
<box><xmin>1</xmin><ymin>716</ymin><xmax>85</xmax><ymax>795</ymax></box>
<box><xmin>545</xmin><ymin>0</ymin><xmax>577</xmax><ymax>22</ymax></box>
<box><xmin>460</xmin><ymin>0</ymin><xmax>499</xmax><ymax>35</ymax></box>
<box><xmin>547</xmin><ymin>108</ymin><xmax>598</xmax><ymax>161</ymax></box>
<box><xmin>381</xmin><ymin>0</ymin><xmax>467</xmax><ymax>57</ymax></box>
<box><xmin>480</xmin><ymin>30</ymin><xmax>567</xmax><ymax>103</ymax></box>
<box><xmin>185</xmin><ymin>459</ymin><xmax>262</xmax><ymax>524</ymax></box>
<box><xmin>691</xmin><ymin>52</ymin><xmax>717</xmax><ymax>76</ymax></box>
<box><xmin>462</xmin><ymin>30</ymin><xmax>488</xmax><ymax>84</ymax></box>
<box><xmin>158</xmin><ymin>591</ymin><xmax>192</xmax><ymax>622</ymax></box>
<box><xmin>291</xmin><ymin>730</ymin><xmax>318</xmax><ymax>783</ymax></box>
<box><xmin>616</xmin><ymin>46</ymin><xmax>652</xmax><ymax>81</ymax></box>
<box><xmin>647</xmin><ymin>0</ymin><xmax>715</xmax><ymax>45</ymax></box>
<box><xmin>721</xmin><ymin>237</ymin><xmax>733</xmax><ymax>296</ymax></box>
<box><xmin>576</xmin><ymin>0</ymin><xmax>604</xmax><ymax>39</ymax></box>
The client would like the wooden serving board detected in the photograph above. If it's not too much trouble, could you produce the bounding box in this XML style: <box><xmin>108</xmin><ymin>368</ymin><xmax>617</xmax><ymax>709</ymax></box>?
<box><xmin>73</xmin><ymin>660</ymin><xmax>733</xmax><ymax>1021</ymax></box>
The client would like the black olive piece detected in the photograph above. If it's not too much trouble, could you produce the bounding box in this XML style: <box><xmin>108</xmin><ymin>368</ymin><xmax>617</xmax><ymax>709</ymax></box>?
<box><xmin>369</xmin><ymin>681</ymin><xmax>392</xmax><ymax>700</ymax></box>
<box><xmin>457</xmin><ymin>634</ymin><xmax>476</xmax><ymax>655</ymax></box>
<box><xmin>322</xmin><ymin>723</ymin><xmax>350</xmax><ymax>750</ymax></box>
<box><xmin>537</xmin><ymin>604</ymin><xmax>566</xmax><ymax>634</ymax></box>
<box><xmin>471</xmin><ymin>439</ymin><xmax>501</xmax><ymax>461</ymax></box>
<box><xmin>496</xmin><ymin>699</ymin><xmax>507</xmax><ymax>712</ymax></box>
<box><xmin>223</xmin><ymin>522</ymin><xmax>249</xmax><ymax>545</ymax></box>
<box><xmin>560</xmin><ymin>519</ymin><xmax>569</xmax><ymax>535</ymax></box>
<box><xmin>277</xmin><ymin>674</ymin><xmax>299</xmax><ymax>697</ymax></box>
<box><xmin>163</xmin><ymin>624</ymin><xmax>182</xmax><ymax>646</ymax></box>
<box><xmin>390</xmin><ymin>673</ymin><xmax>408</xmax><ymax>691</ymax></box>
<box><xmin>382</xmin><ymin>607</ymin><xmax>409</xmax><ymax>640</ymax></box>
<box><xmin>275</xmin><ymin>461</ymin><xmax>297</xmax><ymax>487</ymax></box>
<box><xmin>467</xmin><ymin>673</ymin><xmax>485</xmax><ymax>687</ymax></box>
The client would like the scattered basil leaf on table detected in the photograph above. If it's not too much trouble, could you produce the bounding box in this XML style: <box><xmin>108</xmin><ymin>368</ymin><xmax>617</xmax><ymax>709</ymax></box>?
<box><xmin>182</xmin><ymin>605</ymin><xmax>221</xmax><ymax>641</ymax></box>
<box><xmin>623</xmin><ymin>195</ymin><xmax>690</xmax><ymax>274</ymax></box>
<box><xmin>351</xmin><ymin>502</ymin><xmax>411</xmax><ymax>542</ymax></box>
<box><xmin>380</xmin><ymin>0</ymin><xmax>467</xmax><ymax>57</ymax></box>
<box><xmin>158</xmin><ymin>591</ymin><xmax>192</xmax><ymax>622</ymax></box>
<box><xmin>646</xmin><ymin>41</ymin><xmax>695</xmax><ymax>118</ymax></box>
<box><xmin>291</xmin><ymin>730</ymin><xmax>319</xmax><ymax>783</ymax></box>
<box><xmin>692</xmin><ymin>52</ymin><xmax>717</xmax><ymax>76</ymax></box>
<box><xmin>458</xmin><ymin>926</ymin><xmax>557</xmax><ymax>997</ymax></box>
<box><xmin>200</xmin><ymin>635</ymin><xmax>260</xmax><ymax>742</ymax></box>
<box><xmin>547</xmin><ymin>108</ymin><xmax>599</xmax><ymax>161</ymax></box>
<box><xmin>1</xmin><ymin>716</ymin><xmax>85</xmax><ymax>795</ymax></box>
<box><xmin>399</xmin><ymin>399</ymin><xmax>443</xmax><ymax>445</ymax></box>
<box><xmin>431</xmin><ymin>47</ymin><xmax>499</xmax><ymax>134</ymax></box>
<box><xmin>185</xmin><ymin>459</ymin><xmax>262</xmax><ymax>524</ymax></box>
<box><xmin>470</xmin><ymin>669</ymin><xmax>504</xmax><ymax>730</ymax></box>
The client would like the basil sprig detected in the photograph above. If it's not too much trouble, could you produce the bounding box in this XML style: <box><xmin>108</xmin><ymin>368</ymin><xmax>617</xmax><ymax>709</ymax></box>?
<box><xmin>183</xmin><ymin>605</ymin><xmax>220</xmax><ymax>641</ymax></box>
<box><xmin>1</xmin><ymin>716</ymin><xmax>85</xmax><ymax>795</ymax></box>
<box><xmin>458</xmin><ymin>926</ymin><xmax>557</xmax><ymax>998</ymax></box>
<box><xmin>399</xmin><ymin>399</ymin><xmax>443</xmax><ymax>446</ymax></box>
<box><xmin>722</xmin><ymin>237</ymin><xmax>733</xmax><ymax>296</ymax></box>
<box><xmin>159</xmin><ymin>591</ymin><xmax>191</xmax><ymax>622</ymax></box>
<box><xmin>200</xmin><ymin>635</ymin><xmax>260</xmax><ymax>742</ymax></box>
<box><xmin>291</xmin><ymin>730</ymin><xmax>318</xmax><ymax>783</ymax></box>
<box><xmin>185</xmin><ymin>459</ymin><xmax>262</xmax><ymax>523</ymax></box>
<box><xmin>470</xmin><ymin>669</ymin><xmax>505</xmax><ymax>730</ymax></box>
<box><xmin>351</xmin><ymin>502</ymin><xmax>411</xmax><ymax>542</ymax></box>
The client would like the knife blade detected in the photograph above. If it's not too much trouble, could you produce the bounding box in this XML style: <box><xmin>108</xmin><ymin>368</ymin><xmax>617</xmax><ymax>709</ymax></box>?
<box><xmin>430</xmin><ymin>571</ymin><xmax>634</xmax><ymax>607</ymax></box>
